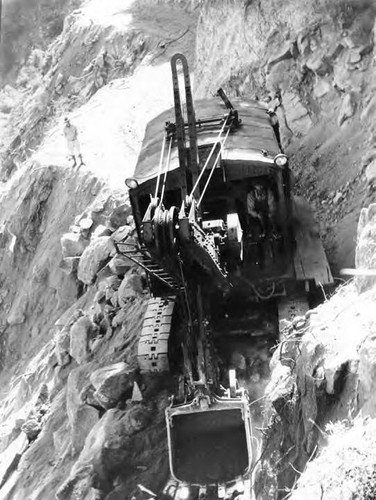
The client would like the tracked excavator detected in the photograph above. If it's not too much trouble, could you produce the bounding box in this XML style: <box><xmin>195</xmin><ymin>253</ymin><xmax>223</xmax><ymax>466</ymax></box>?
<box><xmin>119</xmin><ymin>54</ymin><xmax>333</xmax><ymax>498</ymax></box>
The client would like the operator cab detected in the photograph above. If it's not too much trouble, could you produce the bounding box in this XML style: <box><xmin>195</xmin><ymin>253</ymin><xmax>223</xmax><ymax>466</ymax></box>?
<box><xmin>127</xmin><ymin>95</ymin><xmax>294</xmax><ymax>294</ymax></box>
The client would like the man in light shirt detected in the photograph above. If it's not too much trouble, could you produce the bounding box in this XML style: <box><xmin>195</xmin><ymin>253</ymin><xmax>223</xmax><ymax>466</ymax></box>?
<box><xmin>63</xmin><ymin>117</ymin><xmax>84</xmax><ymax>167</ymax></box>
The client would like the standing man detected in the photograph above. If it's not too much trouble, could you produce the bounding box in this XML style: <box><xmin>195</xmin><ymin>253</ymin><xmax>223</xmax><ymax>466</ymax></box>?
<box><xmin>265</xmin><ymin>93</ymin><xmax>283</xmax><ymax>151</ymax></box>
<box><xmin>246</xmin><ymin>182</ymin><xmax>276</xmax><ymax>237</ymax></box>
<box><xmin>245</xmin><ymin>181</ymin><xmax>277</xmax><ymax>267</ymax></box>
<box><xmin>63</xmin><ymin>117</ymin><xmax>84</xmax><ymax>167</ymax></box>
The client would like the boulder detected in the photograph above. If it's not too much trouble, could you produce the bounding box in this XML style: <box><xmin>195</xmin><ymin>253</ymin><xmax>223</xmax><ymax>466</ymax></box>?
<box><xmin>112</xmin><ymin>309</ymin><xmax>128</xmax><ymax>328</ymax></box>
<box><xmin>90</xmin><ymin>362</ymin><xmax>135</xmax><ymax>409</ymax></box>
<box><xmin>297</xmin><ymin>29</ymin><xmax>312</xmax><ymax>56</ymax></box>
<box><xmin>67</xmin><ymin>365</ymin><xmax>92</xmax><ymax>426</ymax></box>
<box><xmin>56</xmin><ymin>405</ymin><xmax>152</xmax><ymax>498</ymax></box>
<box><xmin>337</xmin><ymin>93</ymin><xmax>356</xmax><ymax>126</ymax></box>
<box><xmin>266</xmin><ymin>363</ymin><xmax>294</xmax><ymax>413</ymax></box>
<box><xmin>70</xmin><ymin>316</ymin><xmax>97</xmax><ymax>364</ymax></box>
<box><xmin>66</xmin><ymin>364</ymin><xmax>100</xmax><ymax>455</ymax></box>
<box><xmin>7</xmin><ymin>293</ymin><xmax>28</xmax><ymax>326</ymax></box>
<box><xmin>105</xmin><ymin>287</ymin><xmax>118</xmax><ymax>308</ymax></box>
<box><xmin>71</xmin><ymin>405</ymin><xmax>100</xmax><ymax>456</ymax></box>
<box><xmin>313</xmin><ymin>78</ymin><xmax>332</xmax><ymax>99</ymax></box>
<box><xmin>305</xmin><ymin>54</ymin><xmax>332</xmax><ymax>76</ymax></box>
<box><xmin>89</xmin><ymin>197</ymin><xmax>107</xmax><ymax>214</ymax></box>
<box><xmin>97</xmin><ymin>276</ymin><xmax>122</xmax><ymax>296</ymax></box>
<box><xmin>55</xmin><ymin>310</ymin><xmax>83</xmax><ymax>366</ymax></box>
<box><xmin>118</xmin><ymin>272</ymin><xmax>144</xmax><ymax>306</ymax></box>
<box><xmin>7</xmin><ymin>309</ymin><xmax>25</xmax><ymax>326</ymax></box>
<box><xmin>365</xmin><ymin>160</ymin><xmax>376</xmax><ymax>188</ymax></box>
<box><xmin>89</xmin><ymin>337</ymin><xmax>104</xmax><ymax>354</ymax></box>
<box><xmin>333</xmin><ymin>191</ymin><xmax>343</xmax><ymax>204</ymax></box>
<box><xmin>35</xmin><ymin>383</ymin><xmax>49</xmax><ymax>409</ymax></box>
<box><xmin>108</xmin><ymin>254</ymin><xmax>133</xmax><ymax>275</ymax></box>
<box><xmin>61</xmin><ymin>232</ymin><xmax>88</xmax><ymax>258</ymax></box>
<box><xmin>21</xmin><ymin>418</ymin><xmax>42</xmax><ymax>441</ymax></box>
<box><xmin>327</xmin><ymin>42</ymin><xmax>344</xmax><ymax>63</ymax></box>
<box><xmin>131</xmin><ymin>381</ymin><xmax>143</xmax><ymax>402</ymax></box>
<box><xmin>95</xmin><ymin>264</ymin><xmax>114</xmax><ymax>282</ymax></box>
<box><xmin>92</xmin><ymin>224</ymin><xmax>111</xmax><ymax>238</ymax></box>
<box><xmin>111</xmin><ymin>225</ymin><xmax>131</xmax><ymax>243</ymax></box>
<box><xmin>59</xmin><ymin>256</ymin><xmax>80</xmax><ymax>276</ymax></box>
<box><xmin>78</xmin><ymin>217</ymin><xmax>94</xmax><ymax>232</ymax></box>
<box><xmin>77</xmin><ymin>236</ymin><xmax>116</xmax><ymax>285</ymax></box>
<box><xmin>55</xmin><ymin>466</ymin><xmax>97</xmax><ymax>500</ymax></box>
<box><xmin>333</xmin><ymin>63</ymin><xmax>363</xmax><ymax>93</ymax></box>
<box><xmin>94</xmin><ymin>289</ymin><xmax>106</xmax><ymax>305</ymax></box>
<box><xmin>283</xmin><ymin>92</ymin><xmax>312</xmax><ymax>136</ymax></box>
<box><xmin>346</xmin><ymin>48</ymin><xmax>362</xmax><ymax>65</ymax></box>
<box><xmin>109</xmin><ymin>204</ymin><xmax>132</xmax><ymax>229</ymax></box>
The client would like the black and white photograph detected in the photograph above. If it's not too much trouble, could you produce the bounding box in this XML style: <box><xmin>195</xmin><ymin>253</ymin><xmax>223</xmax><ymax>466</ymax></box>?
<box><xmin>0</xmin><ymin>1</ymin><xmax>375</xmax><ymax>499</ymax></box>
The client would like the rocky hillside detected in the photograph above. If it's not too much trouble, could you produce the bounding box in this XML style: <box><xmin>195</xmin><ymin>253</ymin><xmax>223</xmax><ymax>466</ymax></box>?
<box><xmin>195</xmin><ymin>0</ymin><xmax>376</xmax><ymax>275</ymax></box>
<box><xmin>0</xmin><ymin>0</ymin><xmax>376</xmax><ymax>499</ymax></box>
<box><xmin>255</xmin><ymin>204</ymin><xmax>376</xmax><ymax>499</ymax></box>
<box><xmin>0</xmin><ymin>0</ymin><xmax>81</xmax><ymax>83</ymax></box>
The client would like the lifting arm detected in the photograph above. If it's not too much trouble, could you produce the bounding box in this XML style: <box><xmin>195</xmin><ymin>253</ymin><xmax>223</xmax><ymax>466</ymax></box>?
<box><xmin>217</xmin><ymin>88</ymin><xmax>241</xmax><ymax>128</ymax></box>
<box><xmin>170</xmin><ymin>54</ymin><xmax>200</xmax><ymax>201</ymax></box>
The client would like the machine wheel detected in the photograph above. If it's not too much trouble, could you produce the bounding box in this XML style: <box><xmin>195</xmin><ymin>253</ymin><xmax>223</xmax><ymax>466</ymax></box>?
<box><xmin>166</xmin><ymin>206</ymin><xmax>179</xmax><ymax>253</ymax></box>
<box><xmin>154</xmin><ymin>206</ymin><xmax>168</xmax><ymax>257</ymax></box>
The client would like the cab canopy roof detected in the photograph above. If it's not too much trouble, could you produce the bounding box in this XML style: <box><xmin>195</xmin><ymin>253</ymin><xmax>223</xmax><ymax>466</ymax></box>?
<box><xmin>133</xmin><ymin>97</ymin><xmax>281</xmax><ymax>185</ymax></box>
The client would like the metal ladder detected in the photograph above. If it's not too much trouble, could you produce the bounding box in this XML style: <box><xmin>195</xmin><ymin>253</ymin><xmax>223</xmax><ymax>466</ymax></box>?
<box><xmin>114</xmin><ymin>241</ymin><xmax>184</xmax><ymax>373</ymax></box>
<box><xmin>114</xmin><ymin>241</ymin><xmax>184</xmax><ymax>293</ymax></box>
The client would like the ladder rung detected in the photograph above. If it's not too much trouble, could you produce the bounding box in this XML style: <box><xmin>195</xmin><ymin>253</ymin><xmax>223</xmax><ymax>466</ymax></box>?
<box><xmin>117</xmin><ymin>249</ymin><xmax>184</xmax><ymax>290</ymax></box>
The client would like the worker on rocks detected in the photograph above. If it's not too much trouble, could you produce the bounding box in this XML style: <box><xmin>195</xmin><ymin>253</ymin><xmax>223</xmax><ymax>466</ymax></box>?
<box><xmin>63</xmin><ymin>117</ymin><xmax>84</xmax><ymax>168</ymax></box>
